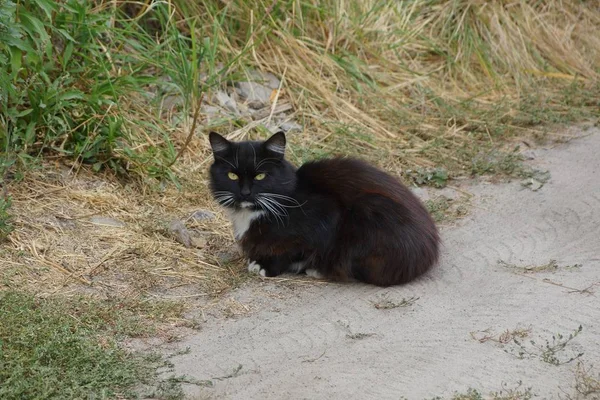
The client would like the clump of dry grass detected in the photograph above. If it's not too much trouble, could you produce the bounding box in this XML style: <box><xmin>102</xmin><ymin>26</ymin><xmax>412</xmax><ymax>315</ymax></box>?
<box><xmin>166</xmin><ymin>0</ymin><xmax>600</xmax><ymax>169</ymax></box>
<box><xmin>1</xmin><ymin>165</ymin><xmax>241</xmax><ymax>298</ymax></box>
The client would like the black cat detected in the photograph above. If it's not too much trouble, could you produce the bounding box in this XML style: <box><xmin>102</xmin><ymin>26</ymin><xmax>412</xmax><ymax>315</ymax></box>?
<box><xmin>208</xmin><ymin>131</ymin><xmax>439</xmax><ymax>286</ymax></box>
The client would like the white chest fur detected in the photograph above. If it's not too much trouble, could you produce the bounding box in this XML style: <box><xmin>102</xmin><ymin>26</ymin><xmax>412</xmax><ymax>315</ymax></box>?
<box><xmin>226</xmin><ymin>209</ymin><xmax>265</xmax><ymax>240</ymax></box>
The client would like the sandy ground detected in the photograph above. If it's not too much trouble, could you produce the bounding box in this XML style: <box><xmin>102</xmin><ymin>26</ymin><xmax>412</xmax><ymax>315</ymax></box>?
<box><xmin>165</xmin><ymin>128</ymin><xmax>600</xmax><ymax>399</ymax></box>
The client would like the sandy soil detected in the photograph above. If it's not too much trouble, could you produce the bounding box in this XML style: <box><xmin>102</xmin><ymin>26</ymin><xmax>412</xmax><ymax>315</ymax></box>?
<box><xmin>164</xmin><ymin>128</ymin><xmax>600</xmax><ymax>399</ymax></box>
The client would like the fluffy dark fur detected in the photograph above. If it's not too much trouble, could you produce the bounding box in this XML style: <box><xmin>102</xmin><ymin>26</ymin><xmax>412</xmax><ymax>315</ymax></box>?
<box><xmin>208</xmin><ymin>131</ymin><xmax>439</xmax><ymax>286</ymax></box>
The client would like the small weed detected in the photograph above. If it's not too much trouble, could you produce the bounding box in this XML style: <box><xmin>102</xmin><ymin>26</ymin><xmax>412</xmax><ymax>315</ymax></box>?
<box><xmin>498</xmin><ymin>259</ymin><xmax>559</xmax><ymax>274</ymax></box>
<box><xmin>407</xmin><ymin>168</ymin><xmax>449</xmax><ymax>188</ymax></box>
<box><xmin>150</xmin><ymin>375</ymin><xmax>213</xmax><ymax>400</ymax></box>
<box><xmin>337</xmin><ymin>320</ymin><xmax>375</xmax><ymax>340</ymax></box>
<box><xmin>426</xmin><ymin>195</ymin><xmax>470</xmax><ymax>223</ymax></box>
<box><xmin>521</xmin><ymin>169</ymin><xmax>551</xmax><ymax>191</ymax></box>
<box><xmin>346</xmin><ymin>332</ymin><xmax>376</xmax><ymax>340</ymax></box>
<box><xmin>371</xmin><ymin>295</ymin><xmax>419</xmax><ymax>310</ymax></box>
<box><xmin>499</xmin><ymin>259</ymin><xmax>583</xmax><ymax>274</ymax></box>
<box><xmin>429</xmin><ymin>382</ymin><xmax>533</xmax><ymax>400</ymax></box>
<box><xmin>565</xmin><ymin>263</ymin><xmax>584</xmax><ymax>270</ymax></box>
<box><xmin>573</xmin><ymin>361</ymin><xmax>600</xmax><ymax>398</ymax></box>
<box><xmin>471</xmin><ymin>326</ymin><xmax>532</xmax><ymax>344</ymax></box>
<box><xmin>470</xmin><ymin>150</ymin><xmax>524</xmax><ymax>177</ymax></box>
<box><xmin>506</xmin><ymin>325</ymin><xmax>584</xmax><ymax>366</ymax></box>
<box><xmin>0</xmin><ymin>194</ymin><xmax>12</xmax><ymax>241</ymax></box>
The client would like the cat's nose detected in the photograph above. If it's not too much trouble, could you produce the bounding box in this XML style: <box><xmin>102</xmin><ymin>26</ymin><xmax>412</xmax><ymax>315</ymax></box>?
<box><xmin>241</xmin><ymin>188</ymin><xmax>251</xmax><ymax>197</ymax></box>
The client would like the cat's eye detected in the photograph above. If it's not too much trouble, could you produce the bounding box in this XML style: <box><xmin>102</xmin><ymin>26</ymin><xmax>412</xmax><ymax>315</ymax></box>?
<box><xmin>227</xmin><ymin>172</ymin><xmax>239</xmax><ymax>180</ymax></box>
<box><xmin>254</xmin><ymin>173</ymin><xmax>266</xmax><ymax>181</ymax></box>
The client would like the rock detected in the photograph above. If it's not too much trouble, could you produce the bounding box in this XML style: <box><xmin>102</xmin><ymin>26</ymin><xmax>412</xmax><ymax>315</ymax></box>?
<box><xmin>250</xmin><ymin>102</ymin><xmax>293</xmax><ymax>120</ymax></box>
<box><xmin>214</xmin><ymin>90</ymin><xmax>239</xmax><ymax>114</ymax></box>
<box><xmin>89</xmin><ymin>216</ymin><xmax>126</xmax><ymax>228</ymax></box>
<box><xmin>55</xmin><ymin>216</ymin><xmax>77</xmax><ymax>229</ymax></box>
<box><xmin>191</xmin><ymin>236</ymin><xmax>207</xmax><ymax>249</ymax></box>
<box><xmin>279</xmin><ymin>120</ymin><xmax>302</xmax><ymax>133</ymax></box>
<box><xmin>520</xmin><ymin>149</ymin><xmax>537</xmax><ymax>160</ymax></box>
<box><xmin>436</xmin><ymin>187</ymin><xmax>463</xmax><ymax>201</ymax></box>
<box><xmin>190</xmin><ymin>210</ymin><xmax>216</xmax><ymax>221</ymax></box>
<box><xmin>201</xmin><ymin>105</ymin><xmax>222</xmax><ymax>116</ymax></box>
<box><xmin>410</xmin><ymin>187</ymin><xmax>430</xmax><ymax>201</ymax></box>
<box><xmin>168</xmin><ymin>219</ymin><xmax>193</xmax><ymax>248</ymax></box>
<box><xmin>234</xmin><ymin>82</ymin><xmax>273</xmax><ymax>109</ymax></box>
<box><xmin>247</xmin><ymin>69</ymin><xmax>281</xmax><ymax>89</ymax></box>
<box><xmin>162</xmin><ymin>94</ymin><xmax>185</xmax><ymax>111</ymax></box>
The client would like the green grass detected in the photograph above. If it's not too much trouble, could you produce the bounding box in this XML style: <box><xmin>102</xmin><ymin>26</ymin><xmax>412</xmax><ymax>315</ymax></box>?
<box><xmin>0</xmin><ymin>291</ymin><xmax>187</xmax><ymax>399</ymax></box>
<box><xmin>0</xmin><ymin>0</ymin><xmax>225</xmax><ymax>181</ymax></box>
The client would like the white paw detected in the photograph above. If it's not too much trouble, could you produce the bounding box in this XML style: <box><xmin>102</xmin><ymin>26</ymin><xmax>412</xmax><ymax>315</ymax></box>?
<box><xmin>248</xmin><ymin>261</ymin><xmax>261</xmax><ymax>273</ymax></box>
<box><xmin>248</xmin><ymin>261</ymin><xmax>267</xmax><ymax>277</ymax></box>
<box><xmin>305</xmin><ymin>268</ymin><xmax>324</xmax><ymax>279</ymax></box>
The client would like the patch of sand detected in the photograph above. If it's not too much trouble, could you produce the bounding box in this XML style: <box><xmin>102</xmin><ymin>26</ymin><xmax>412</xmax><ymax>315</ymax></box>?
<box><xmin>165</xmin><ymin>128</ymin><xmax>600</xmax><ymax>399</ymax></box>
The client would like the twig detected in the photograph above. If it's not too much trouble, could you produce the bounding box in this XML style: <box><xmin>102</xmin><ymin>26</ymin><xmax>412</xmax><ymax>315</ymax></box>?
<box><xmin>168</xmin><ymin>92</ymin><xmax>204</xmax><ymax>167</ymax></box>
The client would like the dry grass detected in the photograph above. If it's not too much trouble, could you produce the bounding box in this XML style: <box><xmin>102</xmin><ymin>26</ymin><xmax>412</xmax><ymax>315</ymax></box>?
<box><xmin>2</xmin><ymin>0</ymin><xmax>600</xmax><ymax>302</ymax></box>
<box><xmin>1</xmin><ymin>165</ymin><xmax>241</xmax><ymax>299</ymax></box>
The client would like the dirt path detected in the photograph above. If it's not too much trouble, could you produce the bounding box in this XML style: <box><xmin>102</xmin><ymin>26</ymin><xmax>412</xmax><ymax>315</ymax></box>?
<box><xmin>165</xmin><ymin>128</ymin><xmax>600</xmax><ymax>399</ymax></box>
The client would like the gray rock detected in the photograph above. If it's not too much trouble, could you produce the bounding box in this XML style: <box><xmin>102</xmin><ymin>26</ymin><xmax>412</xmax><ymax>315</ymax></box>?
<box><xmin>520</xmin><ymin>149</ymin><xmax>537</xmax><ymax>160</ymax></box>
<box><xmin>214</xmin><ymin>91</ymin><xmax>239</xmax><ymax>114</ymax></box>
<box><xmin>247</xmin><ymin>70</ymin><xmax>281</xmax><ymax>89</ymax></box>
<box><xmin>89</xmin><ymin>216</ymin><xmax>126</xmax><ymax>228</ymax></box>
<box><xmin>190</xmin><ymin>210</ymin><xmax>216</xmax><ymax>221</ymax></box>
<box><xmin>279</xmin><ymin>120</ymin><xmax>302</xmax><ymax>133</ymax></box>
<box><xmin>235</xmin><ymin>82</ymin><xmax>272</xmax><ymax>109</ymax></box>
<box><xmin>201</xmin><ymin>105</ymin><xmax>222</xmax><ymax>116</ymax></box>
<box><xmin>162</xmin><ymin>94</ymin><xmax>185</xmax><ymax>111</ymax></box>
<box><xmin>168</xmin><ymin>219</ymin><xmax>193</xmax><ymax>248</ymax></box>
<box><xmin>410</xmin><ymin>187</ymin><xmax>430</xmax><ymax>201</ymax></box>
<box><xmin>55</xmin><ymin>217</ymin><xmax>77</xmax><ymax>229</ymax></box>
<box><xmin>436</xmin><ymin>187</ymin><xmax>463</xmax><ymax>201</ymax></box>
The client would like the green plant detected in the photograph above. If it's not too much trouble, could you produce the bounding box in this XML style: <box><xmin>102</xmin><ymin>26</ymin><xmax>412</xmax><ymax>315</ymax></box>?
<box><xmin>371</xmin><ymin>295</ymin><xmax>419</xmax><ymax>310</ymax></box>
<box><xmin>0</xmin><ymin>292</ymin><xmax>149</xmax><ymax>398</ymax></box>
<box><xmin>0</xmin><ymin>194</ymin><xmax>12</xmax><ymax>241</ymax></box>
<box><xmin>506</xmin><ymin>325</ymin><xmax>584</xmax><ymax>366</ymax></box>
<box><xmin>0</xmin><ymin>0</ymin><xmax>224</xmax><ymax>180</ymax></box>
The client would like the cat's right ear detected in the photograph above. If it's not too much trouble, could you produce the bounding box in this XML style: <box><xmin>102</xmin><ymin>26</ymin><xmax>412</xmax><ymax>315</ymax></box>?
<box><xmin>209</xmin><ymin>132</ymin><xmax>231</xmax><ymax>155</ymax></box>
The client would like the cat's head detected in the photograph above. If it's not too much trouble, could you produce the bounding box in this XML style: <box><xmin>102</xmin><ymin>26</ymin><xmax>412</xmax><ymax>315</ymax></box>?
<box><xmin>208</xmin><ymin>131</ymin><xmax>297</xmax><ymax>211</ymax></box>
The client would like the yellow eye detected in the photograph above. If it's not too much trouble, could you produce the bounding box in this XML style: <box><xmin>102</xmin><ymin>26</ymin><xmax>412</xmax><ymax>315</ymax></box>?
<box><xmin>254</xmin><ymin>173</ymin><xmax>266</xmax><ymax>181</ymax></box>
<box><xmin>228</xmin><ymin>172</ymin><xmax>239</xmax><ymax>180</ymax></box>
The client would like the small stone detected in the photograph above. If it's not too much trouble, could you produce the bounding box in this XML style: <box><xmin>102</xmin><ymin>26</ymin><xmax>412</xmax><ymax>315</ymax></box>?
<box><xmin>410</xmin><ymin>187</ymin><xmax>430</xmax><ymax>201</ymax></box>
<box><xmin>522</xmin><ymin>179</ymin><xmax>544</xmax><ymax>192</ymax></box>
<box><xmin>436</xmin><ymin>187</ymin><xmax>463</xmax><ymax>201</ymax></box>
<box><xmin>190</xmin><ymin>210</ymin><xmax>216</xmax><ymax>221</ymax></box>
<box><xmin>279</xmin><ymin>120</ymin><xmax>302</xmax><ymax>133</ymax></box>
<box><xmin>201</xmin><ymin>105</ymin><xmax>221</xmax><ymax>115</ymax></box>
<box><xmin>191</xmin><ymin>236</ymin><xmax>207</xmax><ymax>249</ymax></box>
<box><xmin>234</xmin><ymin>82</ymin><xmax>273</xmax><ymax>108</ymax></box>
<box><xmin>89</xmin><ymin>216</ymin><xmax>126</xmax><ymax>228</ymax></box>
<box><xmin>162</xmin><ymin>94</ymin><xmax>185</xmax><ymax>111</ymax></box>
<box><xmin>248</xmin><ymin>69</ymin><xmax>281</xmax><ymax>89</ymax></box>
<box><xmin>214</xmin><ymin>90</ymin><xmax>239</xmax><ymax>114</ymax></box>
<box><xmin>520</xmin><ymin>149</ymin><xmax>537</xmax><ymax>160</ymax></box>
<box><xmin>55</xmin><ymin>217</ymin><xmax>77</xmax><ymax>229</ymax></box>
<box><xmin>168</xmin><ymin>219</ymin><xmax>193</xmax><ymax>248</ymax></box>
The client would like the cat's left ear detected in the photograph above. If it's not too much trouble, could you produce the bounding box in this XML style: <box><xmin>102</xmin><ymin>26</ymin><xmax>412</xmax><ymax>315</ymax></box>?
<box><xmin>263</xmin><ymin>131</ymin><xmax>286</xmax><ymax>157</ymax></box>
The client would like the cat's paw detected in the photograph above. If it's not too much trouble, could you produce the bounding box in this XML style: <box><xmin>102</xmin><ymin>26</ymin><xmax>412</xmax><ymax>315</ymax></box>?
<box><xmin>305</xmin><ymin>268</ymin><xmax>324</xmax><ymax>279</ymax></box>
<box><xmin>247</xmin><ymin>261</ymin><xmax>267</xmax><ymax>277</ymax></box>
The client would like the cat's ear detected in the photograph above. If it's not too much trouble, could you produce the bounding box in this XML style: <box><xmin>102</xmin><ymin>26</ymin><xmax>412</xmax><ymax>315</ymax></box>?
<box><xmin>209</xmin><ymin>131</ymin><xmax>231</xmax><ymax>155</ymax></box>
<box><xmin>263</xmin><ymin>131</ymin><xmax>286</xmax><ymax>157</ymax></box>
